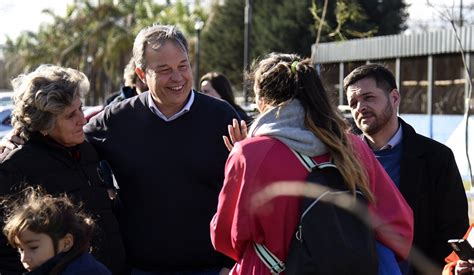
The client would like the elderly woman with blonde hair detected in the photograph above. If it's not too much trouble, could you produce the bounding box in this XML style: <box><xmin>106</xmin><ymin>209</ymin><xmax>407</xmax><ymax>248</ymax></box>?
<box><xmin>0</xmin><ymin>64</ymin><xmax>125</xmax><ymax>274</ymax></box>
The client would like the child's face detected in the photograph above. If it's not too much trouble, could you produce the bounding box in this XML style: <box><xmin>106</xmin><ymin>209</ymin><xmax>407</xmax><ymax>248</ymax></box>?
<box><xmin>15</xmin><ymin>229</ymin><xmax>56</xmax><ymax>271</ymax></box>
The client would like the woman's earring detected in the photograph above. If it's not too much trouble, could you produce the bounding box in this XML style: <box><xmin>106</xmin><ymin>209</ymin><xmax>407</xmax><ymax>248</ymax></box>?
<box><xmin>41</xmin><ymin>131</ymin><xmax>47</xmax><ymax>136</ymax></box>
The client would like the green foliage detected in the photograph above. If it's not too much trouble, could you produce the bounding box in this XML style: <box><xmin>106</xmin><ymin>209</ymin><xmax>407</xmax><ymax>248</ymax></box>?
<box><xmin>311</xmin><ymin>0</ymin><xmax>407</xmax><ymax>42</ymax></box>
<box><xmin>201</xmin><ymin>0</ymin><xmax>407</xmax><ymax>95</ymax></box>
<box><xmin>200</xmin><ymin>0</ymin><xmax>245</xmax><ymax>90</ymax></box>
<box><xmin>201</xmin><ymin>0</ymin><xmax>316</xmax><ymax>92</ymax></box>
<box><xmin>0</xmin><ymin>0</ymin><xmax>407</xmax><ymax>104</ymax></box>
<box><xmin>253</xmin><ymin>0</ymin><xmax>315</xmax><ymax>57</ymax></box>
<box><xmin>330</xmin><ymin>0</ymin><xmax>377</xmax><ymax>40</ymax></box>
<box><xmin>357</xmin><ymin>0</ymin><xmax>408</xmax><ymax>36</ymax></box>
<box><xmin>0</xmin><ymin>0</ymin><xmax>206</xmax><ymax>104</ymax></box>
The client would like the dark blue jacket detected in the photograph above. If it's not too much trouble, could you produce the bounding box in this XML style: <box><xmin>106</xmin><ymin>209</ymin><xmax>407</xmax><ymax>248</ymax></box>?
<box><xmin>0</xmin><ymin>134</ymin><xmax>125</xmax><ymax>274</ymax></box>
<box><xmin>27</xmin><ymin>252</ymin><xmax>111</xmax><ymax>275</ymax></box>
<box><xmin>397</xmin><ymin>118</ymin><xmax>468</xmax><ymax>273</ymax></box>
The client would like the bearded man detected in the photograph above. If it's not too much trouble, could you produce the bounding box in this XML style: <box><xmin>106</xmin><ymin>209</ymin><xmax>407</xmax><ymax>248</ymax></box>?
<box><xmin>344</xmin><ymin>63</ymin><xmax>468</xmax><ymax>275</ymax></box>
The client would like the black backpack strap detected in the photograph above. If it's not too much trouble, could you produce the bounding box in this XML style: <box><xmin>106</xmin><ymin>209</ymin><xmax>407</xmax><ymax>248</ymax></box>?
<box><xmin>253</xmin><ymin>243</ymin><xmax>286</xmax><ymax>274</ymax></box>
<box><xmin>291</xmin><ymin>149</ymin><xmax>337</xmax><ymax>171</ymax></box>
<box><xmin>253</xmin><ymin>150</ymin><xmax>338</xmax><ymax>274</ymax></box>
<box><xmin>291</xmin><ymin>150</ymin><xmax>316</xmax><ymax>172</ymax></box>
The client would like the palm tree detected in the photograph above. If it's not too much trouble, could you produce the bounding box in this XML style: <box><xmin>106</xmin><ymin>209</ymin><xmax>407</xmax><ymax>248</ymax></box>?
<box><xmin>1</xmin><ymin>0</ymin><xmax>207</xmax><ymax>104</ymax></box>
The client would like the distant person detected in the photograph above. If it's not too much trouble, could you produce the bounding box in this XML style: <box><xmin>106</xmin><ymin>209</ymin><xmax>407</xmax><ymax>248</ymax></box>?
<box><xmin>344</xmin><ymin>63</ymin><xmax>469</xmax><ymax>274</ymax></box>
<box><xmin>211</xmin><ymin>53</ymin><xmax>414</xmax><ymax>274</ymax></box>
<box><xmin>0</xmin><ymin>64</ymin><xmax>125</xmax><ymax>274</ymax></box>
<box><xmin>104</xmin><ymin>56</ymin><xmax>148</xmax><ymax>106</ymax></box>
<box><xmin>84</xmin><ymin>24</ymin><xmax>238</xmax><ymax>273</ymax></box>
<box><xmin>200</xmin><ymin>72</ymin><xmax>252</xmax><ymax>124</ymax></box>
<box><xmin>86</xmin><ymin>56</ymin><xmax>148</xmax><ymax>121</ymax></box>
<box><xmin>2</xmin><ymin>187</ymin><xmax>111</xmax><ymax>274</ymax></box>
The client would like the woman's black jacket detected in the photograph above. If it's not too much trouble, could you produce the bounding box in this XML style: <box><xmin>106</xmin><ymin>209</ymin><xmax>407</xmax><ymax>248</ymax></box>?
<box><xmin>0</xmin><ymin>133</ymin><xmax>125</xmax><ymax>274</ymax></box>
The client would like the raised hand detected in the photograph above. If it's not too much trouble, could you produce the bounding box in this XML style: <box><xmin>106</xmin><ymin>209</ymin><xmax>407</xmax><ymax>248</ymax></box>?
<box><xmin>0</xmin><ymin>130</ymin><xmax>24</xmax><ymax>153</ymax></box>
<box><xmin>455</xmin><ymin>259</ymin><xmax>474</xmax><ymax>274</ymax></box>
<box><xmin>223</xmin><ymin>119</ymin><xmax>248</xmax><ymax>152</ymax></box>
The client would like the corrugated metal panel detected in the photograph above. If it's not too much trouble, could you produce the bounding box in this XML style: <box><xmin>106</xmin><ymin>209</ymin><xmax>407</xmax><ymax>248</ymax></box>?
<box><xmin>313</xmin><ymin>26</ymin><xmax>474</xmax><ymax>64</ymax></box>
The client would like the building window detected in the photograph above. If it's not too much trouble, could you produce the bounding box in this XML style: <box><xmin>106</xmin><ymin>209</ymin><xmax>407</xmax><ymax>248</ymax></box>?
<box><xmin>319</xmin><ymin>63</ymin><xmax>339</xmax><ymax>107</ymax></box>
<box><xmin>399</xmin><ymin>57</ymin><xmax>428</xmax><ymax>114</ymax></box>
<box><xmin>369</xmin><ymin>59</ymin><xmax>396</xmax><ymax>76</ymax></box>
<box><xmin>432</xmin><ymin>54</ymin><xmax>465</xmax><ymax>114</ymax></box>
<box><xmin>343</xmin><ymin>61</ymin><xmax>366</xmax><ymax>105</ymax></box>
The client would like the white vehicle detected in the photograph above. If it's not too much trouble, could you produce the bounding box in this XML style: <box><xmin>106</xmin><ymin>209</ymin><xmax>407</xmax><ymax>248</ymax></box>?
<box><xmin>0</xmin><ymin>91</ymin><xmax>14</xmax><ymax>107</ymax></box>
<box><xmin>0</xmin><ymin>107</ymin><xmax>13</xmax><ymax>139</ymax></box>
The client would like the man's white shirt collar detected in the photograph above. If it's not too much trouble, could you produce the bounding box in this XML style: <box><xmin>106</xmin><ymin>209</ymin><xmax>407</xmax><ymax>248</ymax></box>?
<box><xmin>362</xmin><ymin>123</ymin><xmax>403</xmax><ymax>151</ymax></box>
<box><xmin>147</xmin><ymin>90</ymin><xmax>195</xmax><ymax>122</ymax></box>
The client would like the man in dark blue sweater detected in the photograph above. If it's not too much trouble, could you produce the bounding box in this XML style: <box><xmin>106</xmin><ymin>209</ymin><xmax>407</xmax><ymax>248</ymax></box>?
<box><xmin>344</xmin><ymin>64</ymin><xmax>469</xmax><ymax>275</ymax></box>
<box><xmin>84</xmin><ymin>24</ymin><xmax>238</xmax><ymax>274</ymax></box>
<box><xmin>104</xmin><ymin>56</ymin><xmax>148</xmax><ymax>106</ymax></box>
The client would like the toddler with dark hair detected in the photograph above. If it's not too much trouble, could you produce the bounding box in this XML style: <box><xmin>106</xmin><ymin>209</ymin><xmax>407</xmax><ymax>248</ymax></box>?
<box><xmin>2</xmin><ymin>187</ymin><xmax>110</xmax><ymax>275</ymax></box>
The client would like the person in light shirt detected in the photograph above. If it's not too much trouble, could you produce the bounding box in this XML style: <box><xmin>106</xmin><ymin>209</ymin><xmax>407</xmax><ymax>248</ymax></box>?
<box><xmin>84</xmin><ymin>24</ymin><xmax>238</xmax><ymax>274</ymax></box>
<box><xmin>344</xmin><ymin>63</ymin><xmax>469</xmax><ymax>274</ymax></box>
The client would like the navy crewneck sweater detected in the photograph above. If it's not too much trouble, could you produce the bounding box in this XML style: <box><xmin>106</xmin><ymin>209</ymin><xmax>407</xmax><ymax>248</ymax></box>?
<box><xmin>85</xmin><ymin>92</ymin><xmax>238</xmax><ymax>271</ymax></box>
<box><xmin>373</xmin><ymin>143</ymin><xmax>403</xmax><ymax>187</ymax></box>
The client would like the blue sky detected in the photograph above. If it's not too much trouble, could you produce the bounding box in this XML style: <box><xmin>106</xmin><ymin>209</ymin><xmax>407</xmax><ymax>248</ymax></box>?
<box><xmin>0</xmin><ymin>0</ymin><xmax>73</xmax><ymax>44</ymax></box>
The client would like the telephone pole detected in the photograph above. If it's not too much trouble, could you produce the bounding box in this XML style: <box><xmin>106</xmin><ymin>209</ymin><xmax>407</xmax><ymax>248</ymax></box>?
<box><xmin>243</xmin><ymin>0</ymin><xmax>252</xmax><ymax>104</ymax></box>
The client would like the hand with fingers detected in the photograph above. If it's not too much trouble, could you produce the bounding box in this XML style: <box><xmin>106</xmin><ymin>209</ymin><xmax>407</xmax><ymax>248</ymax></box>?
<box><xmin>223</xmin><ymin>118</ymin><xmax>248</xmax><ymax>152</ymax></box>
<box><xmin>0</xmin><ymin>130</ymin><xmax>24</xmax><ymax>154</ymax></box>
<box><xmin>455</xmin><ymin>259</ymin><xmax>474</xmax><ymax>274</ymax></box>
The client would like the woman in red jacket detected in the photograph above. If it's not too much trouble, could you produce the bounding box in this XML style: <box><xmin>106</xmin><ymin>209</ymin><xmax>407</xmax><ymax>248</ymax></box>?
<box><xmin>210</xmin><ymin>53</ymin><xmax>414</xmax><ymax>274</ymax></box>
